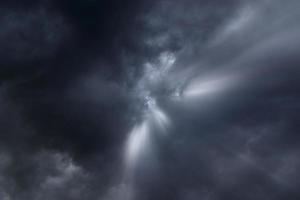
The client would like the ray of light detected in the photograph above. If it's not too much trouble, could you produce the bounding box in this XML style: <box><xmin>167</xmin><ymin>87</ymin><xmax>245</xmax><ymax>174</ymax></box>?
<box><xmin>216</xmin><ymin>142</ymin><xmax>295</xmax><ymax>190</ymax></box>
<box><xmin>125</xmin><ymin>120</ymin><xmax>150</xmax><ymax>170</ymax></box>
<box><xmin>150</xmin><ymin>105</ymin><xmax>170</xmax><ymax>131</ymax></box>
<box><xmin>182</xmin><ymin>75</ymin><xmax>235</xmax><ymax>99</ymax></box>
<box><xmin>146</xmin><ymin>97</ymin><xmax>170</xmax><ymax>132</ymax></box>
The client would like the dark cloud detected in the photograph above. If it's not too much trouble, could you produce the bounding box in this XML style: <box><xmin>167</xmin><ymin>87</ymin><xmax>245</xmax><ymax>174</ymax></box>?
<box><xmin>0</xmin><ymin>0</ymin><xmax>299</xmax><ymax>199</ymax></box>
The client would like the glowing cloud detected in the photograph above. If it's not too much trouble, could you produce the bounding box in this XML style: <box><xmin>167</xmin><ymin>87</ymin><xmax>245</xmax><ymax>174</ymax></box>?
<box><xmin>145</xmin><ymin>96</ymin><xmax>170</xmax><ymax>131</ymax></box>
<box><xmin>149</xmin><ymin>103</ymin><xmax>170</xmax><ymax>132</ymax></box>
<box><xmin>183</xmin><ymin>75</ymin><xmax>235</xmax><ymax>99</ymax></box>
<box><xmin>125</xmin><ymin>121</ymin><xmax>150</xmax><ymax>169</ymax></box>
<box><xmin>124</xmin><ymin>96</ymin><xmax>170</xmax><ymax>172</ymax></box>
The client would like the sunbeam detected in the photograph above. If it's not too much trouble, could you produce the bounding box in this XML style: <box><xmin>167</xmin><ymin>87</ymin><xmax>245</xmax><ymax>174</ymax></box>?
<box><xmin>125</xmin><ymin>120</ymin><xmax>150</xmax><ymax>170</ymax></box>
<box><xmin>147</xmin><ymin>97</ymin><xmax>170</xmax><ymax>132</ymax></box>
<box><xmin>182</xmin><ymin>75</ymin><xmax>236</xmax><ymax>99</ymax></box>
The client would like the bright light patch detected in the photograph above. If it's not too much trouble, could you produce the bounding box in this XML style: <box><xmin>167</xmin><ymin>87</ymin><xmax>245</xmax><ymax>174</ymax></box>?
<box><xmin>125</xmin><ymin>121</ymin><xmax>149</xmax><ymax>168</ymax></box>
<box><xmin>183</xmin><ymin>76</ymin><xmax>233</xmax><ymax>98</ymax></box>
<box><xmin>150</xmin><ymin>106</ymin><xmax>170</xmax><ymax>131</ymax></box>
<box><xmin>146</xmin><ymin>97</ymin><xmax>170</xmax><ymax>131</ymax></box>
<box><xmin>159</xmin><ymin>52</ymin><xmax>176</xmax><ymax>72</ymax></box>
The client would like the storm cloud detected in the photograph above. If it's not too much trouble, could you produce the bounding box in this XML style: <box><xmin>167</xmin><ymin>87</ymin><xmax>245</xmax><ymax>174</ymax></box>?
<box><xmin>0</xmin><ymin>0</ymin><xmax>299</xmax><ymax>199</ymax></box>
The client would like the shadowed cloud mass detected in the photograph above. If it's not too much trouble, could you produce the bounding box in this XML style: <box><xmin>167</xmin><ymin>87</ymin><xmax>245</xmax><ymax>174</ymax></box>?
<box><xmin>0</xmin><ymin>0</ymin><xmax>299</xmax><ymax>199</ymax></box>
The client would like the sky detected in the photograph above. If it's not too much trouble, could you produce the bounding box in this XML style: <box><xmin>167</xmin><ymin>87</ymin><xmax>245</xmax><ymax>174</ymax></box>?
<box><xmin>0</xmin><ymin>0</ymin><xmax>300</xmax><ymax>199</ymax></box>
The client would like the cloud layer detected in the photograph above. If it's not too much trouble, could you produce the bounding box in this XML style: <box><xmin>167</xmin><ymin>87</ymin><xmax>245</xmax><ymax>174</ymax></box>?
<box><xmin>0</xmin><ymin>0</ymin><xmax>299</xmax><ymax>199</ymax></box>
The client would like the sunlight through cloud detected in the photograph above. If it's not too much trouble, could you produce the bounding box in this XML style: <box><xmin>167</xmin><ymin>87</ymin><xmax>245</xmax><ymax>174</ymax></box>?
<box><xmin>125</xmin><ymin>121</ymin><xmax>150</xmax><ymax>169</ymax></box>
<box><xmin>183</xmin><ymin>76</ymin><xmax>235</xmax><ymax>99</ymax></box>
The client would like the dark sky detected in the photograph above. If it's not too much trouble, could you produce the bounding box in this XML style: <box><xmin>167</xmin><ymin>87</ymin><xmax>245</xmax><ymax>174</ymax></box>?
<box><xmin>0</xmin><ymin>0</ymin><xmax>300</xmax><ymax>199</ymax></box>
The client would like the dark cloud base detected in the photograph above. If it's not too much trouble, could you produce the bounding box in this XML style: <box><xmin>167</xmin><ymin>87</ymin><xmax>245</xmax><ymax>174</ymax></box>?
<box><xmin>0</xmin><ymin>0</ymin><xmax>300</xmax><ymax>199</ymax></box>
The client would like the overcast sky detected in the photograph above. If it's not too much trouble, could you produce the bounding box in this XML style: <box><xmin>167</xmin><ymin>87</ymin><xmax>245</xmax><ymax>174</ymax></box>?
<box><xmin>0</xmin><ymin>0</ymin><xmax>300</xmax><ymax>199</ymax></box>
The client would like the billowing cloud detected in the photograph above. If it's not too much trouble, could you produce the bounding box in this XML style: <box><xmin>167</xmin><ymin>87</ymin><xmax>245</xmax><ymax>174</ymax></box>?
<box><xmin>0</xmin><ymin>0</ymin><xmax>299</xmax><ymax>199</ymax></box>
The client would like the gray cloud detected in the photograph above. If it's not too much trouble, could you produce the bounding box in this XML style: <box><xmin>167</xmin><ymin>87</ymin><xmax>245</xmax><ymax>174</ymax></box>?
<box><xmin>0</xmin><ymin>0</ymin><xmax>299</xmax><ymax>199</ymax></box>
